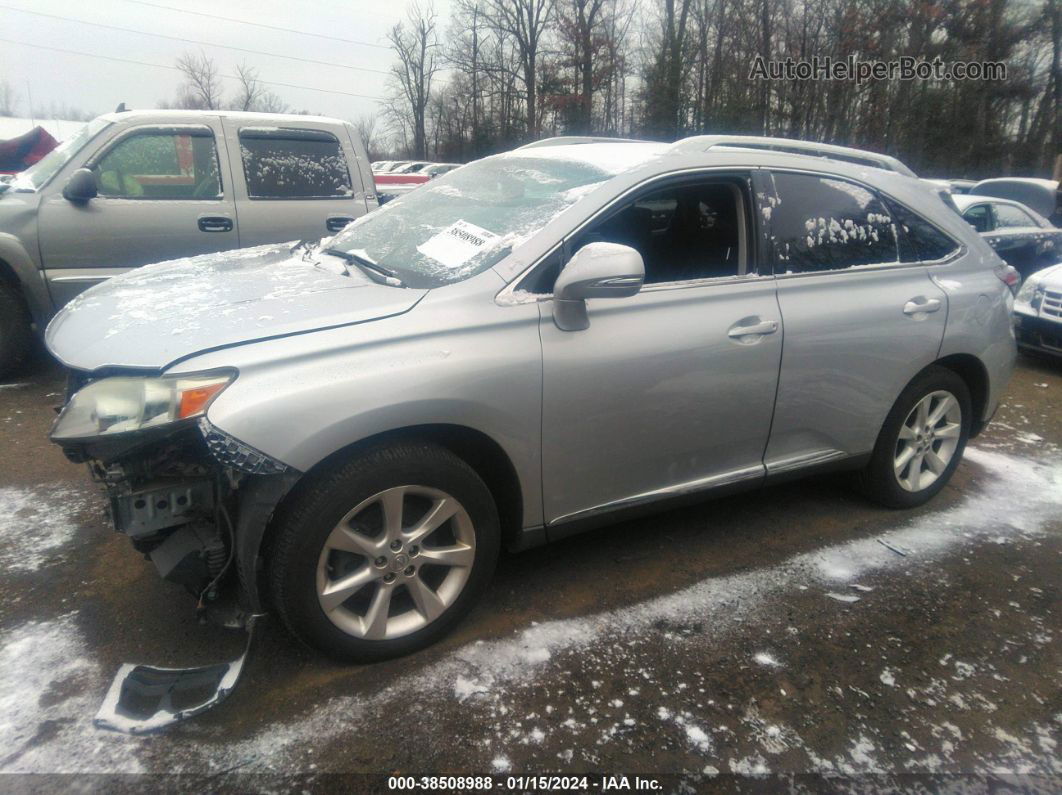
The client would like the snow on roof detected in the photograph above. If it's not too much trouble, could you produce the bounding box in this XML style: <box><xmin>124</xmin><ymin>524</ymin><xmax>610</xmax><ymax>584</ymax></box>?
<box><xmin>501</xmin><ymin>142</ymin><xmax>669</xmax><ymax>176</ymax></box>
<box><xmin>0</xmin><ymin>117</ymin><xmax>86</xmax><ymax>143</ymax></box>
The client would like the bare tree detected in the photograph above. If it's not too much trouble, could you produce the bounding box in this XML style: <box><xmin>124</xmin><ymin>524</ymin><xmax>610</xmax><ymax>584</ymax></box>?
<box><xmin>355</xmin><ymin>113</ymin><xmax>382</xmax><ymax>159</ymax></box>
<box><xmin>174</xmin><ymin>51</ymin><xmax>223</xmax><ymax>110</ymax></box>
<box><xmin>231</xmin><ymin>62</ymin><xmax>289</xmax><ymax>113</ymax></box>
<box><xmin>388</xmin><ymin>3</ymin><xmax>441</xmax><ymax>159</ymax></box>
<box><xmin>480</xmin><ymin>0</ymin><xmax>554</xmax><ymax>138</ymax></box>
<box><xmin>556</xmin><ymin>0</ymin><xmax>606</xmax><ymax>133</ymax></box>
<box><xmin>0</xmin><ymin>80</ymin><xmax>17</xmax><ymax>117</ymax></box>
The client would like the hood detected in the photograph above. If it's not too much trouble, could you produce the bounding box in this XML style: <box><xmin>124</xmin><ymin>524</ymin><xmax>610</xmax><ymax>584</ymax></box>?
<box><xmin>46</xmin><ymin>243</ymin><xmax>427</xmax><ymax>372</ymax></box>
<box><xmin>1030</xmin><ymin>262</ymin><xmax>1062</xmax><ymax>288</ymax></box>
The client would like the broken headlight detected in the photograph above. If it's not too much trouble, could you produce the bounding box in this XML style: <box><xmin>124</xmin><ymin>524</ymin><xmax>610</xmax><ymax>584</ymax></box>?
<box><xmin>51</xmin><ymin>371</ymin><xmax>235</xmax><ymax>441</ymax></box>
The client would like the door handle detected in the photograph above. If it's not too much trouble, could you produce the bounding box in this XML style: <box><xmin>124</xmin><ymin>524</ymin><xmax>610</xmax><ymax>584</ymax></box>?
<box><xmin>198</xmin><ymin>216</ymin><xmax>233</xmax><ymax>233</ymax></box>
<box><xmin>903</xmin><ymin>297</ymin><xmax>942</xmax><ymax>315</ymax></box>
<box><xmin>727</xmin><ymin>319</ymin><xmax>779</xmax><ymax>339</ymax></box>
<box><xmin>326</xmin><ymin>216</ymin><xmax>355</xmax><ymax>232</ymax></box>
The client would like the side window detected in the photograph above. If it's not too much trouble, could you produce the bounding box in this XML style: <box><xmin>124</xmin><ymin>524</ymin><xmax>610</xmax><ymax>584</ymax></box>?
<box><xmin>887</xmin><ymin>199</ymin><xmax>960</xmax><ymax>262</ymax></box>
<box><xmin>570</xmin><ymin>179</ymin><xmax>748</xmax><ymax>285</ymax></box>
<box><xmin>992</xmin><ymin>203</ymin><xmax>1037</xmax><ymax>229</ymax></box>
<box><xmin>94</xmin><ymin>130</ymin><xmax>221</xmax><ymax>199</ymax></box>
<box><xmin>768</xmin><ymin>172</ymin><xmax>898</xmax><ymax>273</ymax></box>
<box><xmin>238</xmin><ymin>128</ymin><xmax>352</xmax><ymax>199</ymax></box>
<box><xmin>962</xmin><ymin>204</ymin><xmax>993</xmax><ymax>233</ymax></box>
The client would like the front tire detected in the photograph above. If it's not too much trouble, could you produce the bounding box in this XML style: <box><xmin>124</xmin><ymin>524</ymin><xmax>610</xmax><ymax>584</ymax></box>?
<box><xmin>0</xmin><ymin>284</ymin><xmax>33</xmax><ymax>379</ymax></box>
<box><xmin>859</xmin><ymin>366</ymin><xmax>971</xmax><ymax>509</ymax></box>
<box><xmin>268</xmin><ymin>440</ymin><xmax>500</xmax><ymax>662</ymax></box>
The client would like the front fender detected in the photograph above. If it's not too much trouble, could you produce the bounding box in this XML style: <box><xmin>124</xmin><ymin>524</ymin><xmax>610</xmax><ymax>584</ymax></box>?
<box><xmin>0</xmin><ymin>233</ymin><xmax>51</xmax><ymax>328</ymax></box>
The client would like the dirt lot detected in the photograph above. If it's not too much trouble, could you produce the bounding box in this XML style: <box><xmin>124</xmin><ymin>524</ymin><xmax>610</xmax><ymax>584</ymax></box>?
<box><xmin>0</xmin><ymin>353</ymin><xmax>1059</xmax><ymax>790</ymax></box>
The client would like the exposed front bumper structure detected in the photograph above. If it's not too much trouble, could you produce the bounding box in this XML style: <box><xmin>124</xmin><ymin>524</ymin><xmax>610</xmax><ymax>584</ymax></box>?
<box><xmin>52</xmin><ymin>408</ymin><xmax>301</xmax><ymax>731</ymax></box>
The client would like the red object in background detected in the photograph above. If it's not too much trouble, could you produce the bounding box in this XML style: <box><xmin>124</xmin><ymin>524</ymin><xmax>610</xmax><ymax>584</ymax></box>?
<box><xmin>373</xmin><ymin>173</ymin><xmax>430</xmax><ymax>186</ymax></box>
<box><xmin>0</xmin><ymin>126</ymin><xmax>59</xmax><ymax>174</ymax></box>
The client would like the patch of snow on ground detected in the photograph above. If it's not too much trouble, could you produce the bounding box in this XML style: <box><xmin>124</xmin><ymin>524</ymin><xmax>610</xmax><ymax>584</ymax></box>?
<box><xmin>0</xmin><ymin>486</ymin><xmax>94</xmax><ymax>572</ymax></box>
<box><xmin>0</xmin><ymin>614</ymin><xmax>143</xmax><ymax>773</ymax></box>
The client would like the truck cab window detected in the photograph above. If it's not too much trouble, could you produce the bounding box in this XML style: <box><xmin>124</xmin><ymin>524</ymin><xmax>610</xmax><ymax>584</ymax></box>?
<box><xmin>238</xmin><ymin>128</ymin><xmax>352</xmax><ymax>199</ymax></box>
<box><xmin>94</xmin><ymin>131</ymin><xmax>221</xmax><ymax>200</ymax></box>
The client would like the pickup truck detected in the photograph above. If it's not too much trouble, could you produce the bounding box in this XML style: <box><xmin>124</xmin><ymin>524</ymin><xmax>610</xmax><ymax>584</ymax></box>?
<box><xmin>0</xmin><ymin>109</ymin><xmax>377</xmax><ymax>377</ymax></box>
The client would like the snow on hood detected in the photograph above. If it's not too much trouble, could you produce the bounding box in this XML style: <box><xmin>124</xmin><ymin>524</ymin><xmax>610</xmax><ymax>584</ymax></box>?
<box><xmin>45</xmin><ymin>243</ymin><xmax>426</xmax><ymax>372</ymax></box>
<box><xmin>500</xmin><ymin>142</ymin><xmax>669</xmax><ymax>176</ymax></box>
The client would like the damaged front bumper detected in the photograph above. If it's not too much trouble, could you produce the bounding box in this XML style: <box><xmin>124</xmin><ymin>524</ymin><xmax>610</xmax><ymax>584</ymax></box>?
<box><xmin>95</xmin><ymin>615</ymin><xmax>262</xmax><ymax>734</ymax></box>
<box><xmin>52</xmin><ymin>406</ymin><xmax>301</xmax><ymax>732</ymax></box>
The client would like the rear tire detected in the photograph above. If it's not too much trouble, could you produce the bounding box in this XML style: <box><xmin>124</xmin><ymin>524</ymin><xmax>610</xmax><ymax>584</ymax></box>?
<box><xmin>0</xmin><ymin>284</ymin><xmax>33</xmax><ymax>379</ymax></box>
<box><xmin>859</xmin><ymin>366</ymin><xmax>971</xmax><ymax>509</ymax></box>
<box><xmin>267</xmin><ymin>440</ymin><xmax>500</xmax><ymax>662</ymax></box>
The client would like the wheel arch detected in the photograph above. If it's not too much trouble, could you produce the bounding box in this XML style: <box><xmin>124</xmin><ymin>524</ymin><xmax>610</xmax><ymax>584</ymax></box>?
<box><xmin>244</xmin><ymin>422</ymin><xmax>528</xmax><ymax>612</ymax></box>
<box><xmin>0</xmin><ymin>240</ymin><xmax>52</xmax><ymax>329</ymax></box>
<box><xmin>933</xmin><ymin>353</ymin><xmax>990</xmax><ymax>437</ymax></box>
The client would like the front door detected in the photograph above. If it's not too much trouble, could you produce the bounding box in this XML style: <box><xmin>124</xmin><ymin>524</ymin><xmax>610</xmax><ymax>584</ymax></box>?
<box><xmin>38</xmin><ymin>122</ymin><xmax>238</xmax><ymax>307</ymax></box>
<box><xmin>760</xmin><ymin>170</ymin><xmax>950</xmax><ymax>472</ymax></box>
<box><xmin>539</xmin><ymin>174</ymin><xmax>782</xmax><ymax>527</ymax></box>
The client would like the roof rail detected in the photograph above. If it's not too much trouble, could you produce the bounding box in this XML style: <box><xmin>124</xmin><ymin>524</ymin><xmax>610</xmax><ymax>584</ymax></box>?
<box><xmin>670</xmin><ymin>135</ymin><xmax>918</xmax><ymax>177</ymax></box>
<box><xmin>518</xmin><ymin>135</ymin><xmax>651</xmax><ymax>150</ymax></box>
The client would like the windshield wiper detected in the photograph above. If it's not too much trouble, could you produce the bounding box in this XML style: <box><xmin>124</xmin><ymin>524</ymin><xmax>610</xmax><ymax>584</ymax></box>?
<box><xmin>322</xmin><ymin>248</ymin><xmax>405</xmax><ymax>287</ymax></box>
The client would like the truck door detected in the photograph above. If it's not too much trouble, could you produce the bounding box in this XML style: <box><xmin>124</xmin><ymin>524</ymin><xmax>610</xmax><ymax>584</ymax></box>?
<box><xmin>222</xmin><ymin>120</ymin><xmax>368</xmax><ymax>245</ymax></box>
<box><xmin>37</xmin><ymin>121</ymin><xmax>238</xmax><ymax>307</ymax></box>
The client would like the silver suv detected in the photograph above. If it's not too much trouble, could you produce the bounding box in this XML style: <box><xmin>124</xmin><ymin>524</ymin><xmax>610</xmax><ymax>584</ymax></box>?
<box><xmin>47</xmin><ymin>136</ymin><xmax>1016</xmax><ymax>664</ymax></box>
<box><xmin>0</xmin><ymin>109</ymin><xmax>376</xmax><ymax>376</ymax></box>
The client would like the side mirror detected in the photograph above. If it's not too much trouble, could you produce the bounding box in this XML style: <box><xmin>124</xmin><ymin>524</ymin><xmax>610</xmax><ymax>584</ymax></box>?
<box><xmin>553</xmin><ymin>242</ymin><xmax>644</xmax><ymax>331</ymax></box>
<box><xmin>62</xmin><ymin>168</ymin><xmax>98</xmax><ymax>203</ymax></box>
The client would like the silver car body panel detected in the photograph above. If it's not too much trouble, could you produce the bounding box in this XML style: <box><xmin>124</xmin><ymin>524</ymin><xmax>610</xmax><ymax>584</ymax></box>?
<box><xmin>49</xmin><ymin>143</ymin><xmax>1016</xmax><ymax>534</ymax></box>
<box><xmin>46</xmin><ymin>244</ymin><xmax>426</xmax><ymax>372</ymax></box>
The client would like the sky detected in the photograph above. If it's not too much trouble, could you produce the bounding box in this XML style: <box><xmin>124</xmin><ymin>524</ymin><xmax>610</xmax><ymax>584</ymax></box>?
<box><xmin>0</xmin><ymin>0</ymin><xmax>454</xmax><ymax>122</ymax></box>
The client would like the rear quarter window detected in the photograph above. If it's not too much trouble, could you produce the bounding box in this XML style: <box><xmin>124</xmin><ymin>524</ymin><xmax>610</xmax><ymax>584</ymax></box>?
<box><xmin>886</xmin><ymin>199</ymin><xmax>961</xmax><ymax>262</ymax></box>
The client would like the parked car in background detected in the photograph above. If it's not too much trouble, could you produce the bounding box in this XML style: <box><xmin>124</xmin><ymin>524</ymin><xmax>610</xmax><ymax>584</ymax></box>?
<box><xmin>969</xmin><ymin>178</ymin><xmax>1062</xmax><ymax>227</ymax></box>
<box><xmin>373</xmin><ymin>164</ymin><xmax>432</xmax><ymax>204</ymax></box>
<box><xmin>373</xmin><ymin>160</ymin><xmax>411</xmax><ymax>173</ymax></box>
<box><xmin>952</xmin><ymin>194</ymin><xmax>1062</xmax><ymax>280</ymax></box>
<box><xmin>418</xmin><ymin>163</ymin><xmax>461</xmax><ymax>178</ymax></box>
<box><xmin>923</xmin><ymin>178</ymin><xmax>976</xmax><ymax>195</ymax></box>
<box><xmin>0</xmin><ymin>109</ymin><xmax>376</xmax><ymax>377</ymax></box>
<box><xmin>1013</xmin><ymin>262</ymin><xmax>1062</xmax><ymax>358</ymax></box>
<box><xmin>391</xmin><ymin>161</ymin><xmax>431</xmax><ymax>174</ymax></box>
<box><xmin>47</xmin><ymin>136</ymin><xmax>1015</xmax><ymax>679</ymax></box>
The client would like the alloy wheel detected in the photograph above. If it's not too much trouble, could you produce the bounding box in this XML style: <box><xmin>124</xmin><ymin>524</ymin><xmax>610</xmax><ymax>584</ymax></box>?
<box><xmin>893</xmin><ymin>390</ymin><xmax>963</xmax><ymax>492</ymax></box>
<box><xmin>315</xmin><ymin>485</ymin><xmax>476</xmax><ymax>640</ymax></box>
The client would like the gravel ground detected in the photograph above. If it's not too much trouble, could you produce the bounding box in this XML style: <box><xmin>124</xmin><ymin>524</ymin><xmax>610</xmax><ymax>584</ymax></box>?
<box><xmin>0</xmin><ymin>353</ymin><xmax>1059</xmax><ymax>791</ymax></box>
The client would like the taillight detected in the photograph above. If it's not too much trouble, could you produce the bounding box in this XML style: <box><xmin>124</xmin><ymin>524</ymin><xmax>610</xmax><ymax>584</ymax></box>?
<box><xmin>995</xmin><ymin>262</ymin><xmax>1020</xmax><ymax>295</ymax></box>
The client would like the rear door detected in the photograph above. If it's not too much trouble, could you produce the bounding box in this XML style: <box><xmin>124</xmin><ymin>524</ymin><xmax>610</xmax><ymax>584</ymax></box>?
<box><xmin>223</xmin><ymin>120</ymin><xmax>368</xmax><ymax>245</ymax></box>
<box><xmin>38</xmin><ymin>121</ymin><xmax>238</xmax><ymax>306</ymax></box>
<box><xmin>760</xmin><ymin>170</ymin><xmax>950</xmax><ymax>473</ymax></box>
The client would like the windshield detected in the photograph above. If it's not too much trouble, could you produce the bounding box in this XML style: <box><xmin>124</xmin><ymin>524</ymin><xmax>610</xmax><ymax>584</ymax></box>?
<box><xmin>329</xmin><ymin>154</ymin><xmax>614</xmax><ymax>288</ymax></box>
<box><xmin>10</xmin><ymin>117</ymin><xmax>111</xmax><ymax>191</ymax></box>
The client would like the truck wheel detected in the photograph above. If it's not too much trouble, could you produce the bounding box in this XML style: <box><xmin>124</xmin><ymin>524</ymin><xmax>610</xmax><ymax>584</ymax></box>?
<box><xmin>268</xmin><ymin>440</ymin><xmax>500</xmax><ymax>662</ymax></box>
<box><xmin>0</xmin><ymin>284</ymin><xmax>33</xmax><ymax>379</ymax></box>
<box><xmin>858</xmin><ymin>366</ymin><xmax>971</xmax><ymax>509</ymax></box>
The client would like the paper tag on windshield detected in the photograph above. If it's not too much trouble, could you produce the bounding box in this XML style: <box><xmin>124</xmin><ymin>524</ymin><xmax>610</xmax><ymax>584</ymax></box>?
<box><xmin>417</xmin><ymin>220</ymin><xmax>500</xmax><ymax>269</ymax></box>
